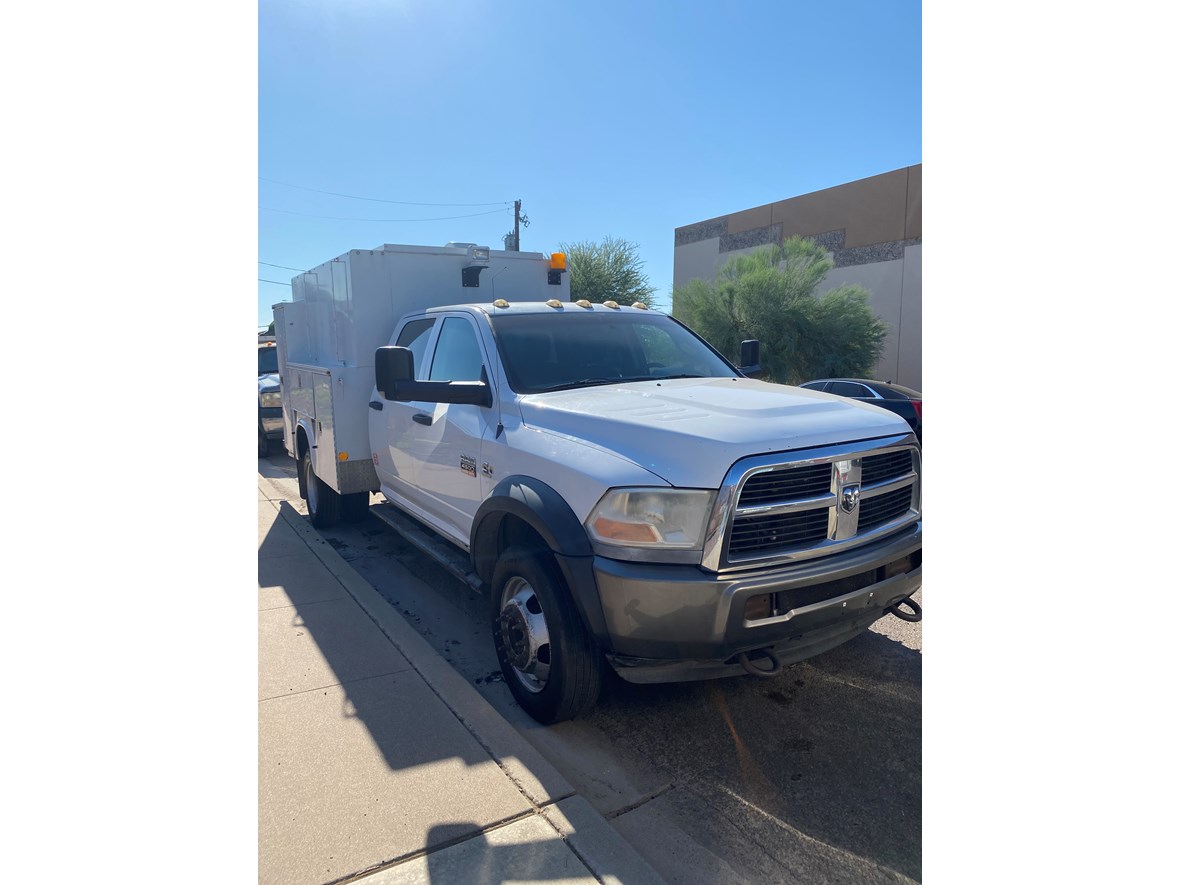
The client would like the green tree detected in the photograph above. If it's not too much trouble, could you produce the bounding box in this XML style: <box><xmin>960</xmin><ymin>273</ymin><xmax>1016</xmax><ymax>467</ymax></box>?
<box><xmin>560</xmin><ymin>236</ymin><xmax>658</xmax><ymax>307</ymax></box>
<box><xmin>673</xmin><ymin>237</ymin><xmax>888</xmax><ymax>384</ymax></box>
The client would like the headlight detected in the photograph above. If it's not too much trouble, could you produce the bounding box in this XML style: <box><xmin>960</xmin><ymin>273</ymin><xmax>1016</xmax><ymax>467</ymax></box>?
<box><xmin>259</xmin><ymin>391</ymin><xmax>282</xmax><ymax>408</ymax></box>
<box><xmin>586</xmin><ymin>488</ymin><xmax>716</xmax><ymax>553</ymax></box>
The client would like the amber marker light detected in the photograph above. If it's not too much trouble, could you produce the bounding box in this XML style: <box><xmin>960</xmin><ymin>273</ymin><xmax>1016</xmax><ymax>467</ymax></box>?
<box><xmin>549</xmin><ymin>252</ymin><xmax>567</xmax><ymax>271</ymax></box>
<box><xmin>591</xmin><ymin>517</ymin><xmax>661</xmax><ymax>544</ymax></box>
<box><xmin>338</xmin><ymin>452</ymin><xmax>349</xmax><ymax>461</ymax></box>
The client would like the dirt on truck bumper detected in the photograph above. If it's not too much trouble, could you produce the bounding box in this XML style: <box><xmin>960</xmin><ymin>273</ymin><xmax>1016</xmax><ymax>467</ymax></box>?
<box><xmin>592</xmin><ymin>522</ymin><xmax>922</xmax><ymax>684</ymax></box>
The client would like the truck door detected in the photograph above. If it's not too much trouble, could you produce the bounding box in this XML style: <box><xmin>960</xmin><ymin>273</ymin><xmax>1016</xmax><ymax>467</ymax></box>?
<box><xmin>406</xmin><ymin>313</ymin><xmax>497</xmax><ymax>546</ymax></box>
<box><xmin>370</xmin><ymin>316</ymin><xmax>436</xmax><ymax>502</ymax></box>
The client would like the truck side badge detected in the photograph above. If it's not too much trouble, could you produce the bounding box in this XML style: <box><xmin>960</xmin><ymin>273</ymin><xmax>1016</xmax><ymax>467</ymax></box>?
<box><xmin>482</xmin><ymin>462</ymin><xmax>494</xmax><ymax>477</ymax></box>
<box><xmin>460</xmin><ymin>455</ymin><xmax>477</xmax><ymax>478</ymax></box>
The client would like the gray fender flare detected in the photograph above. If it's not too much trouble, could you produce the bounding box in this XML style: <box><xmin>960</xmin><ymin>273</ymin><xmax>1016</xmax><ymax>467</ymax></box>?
<box><xmin>471</xmin><ymin>476</ymin><xmax>611</xmax><ymax>650</ymax></box>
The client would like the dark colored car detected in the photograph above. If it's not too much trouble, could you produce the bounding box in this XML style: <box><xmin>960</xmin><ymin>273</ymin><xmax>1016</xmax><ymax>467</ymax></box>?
<box><xmin>799</xmin><ymin>378</ymin><xmax>922</xmax><ymax>443</ymax></box>
<box><xmin>258</xmin><ymin>339</ymin><xmax>283</xmax><ymax>457</ymax></box>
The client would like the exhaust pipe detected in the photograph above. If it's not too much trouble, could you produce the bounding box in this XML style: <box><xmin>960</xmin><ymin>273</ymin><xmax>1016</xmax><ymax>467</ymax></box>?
<box><xmin>887</xmin><ymin>595</ymin><xmax>922</xmax><ymax>622</ymax></box>
<box><xmin>737</xmin><ymin>648</ymin><xmax>782</xmax><ymax>678</ymax></box>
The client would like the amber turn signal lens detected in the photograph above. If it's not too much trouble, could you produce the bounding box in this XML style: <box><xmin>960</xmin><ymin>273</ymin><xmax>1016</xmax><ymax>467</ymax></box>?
<box><xmin>590</xmin><ymin>517</ymin><xmax>660</xmax><ymax>544</ymax></box>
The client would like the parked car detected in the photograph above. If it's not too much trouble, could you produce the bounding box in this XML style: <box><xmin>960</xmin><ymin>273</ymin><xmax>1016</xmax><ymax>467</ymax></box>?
<box><xmin>258</xmin><ymin>338</ymin><xmax>283</xmax><ymax>457</ymax></box>
<box><xmin>798</xmin><ymin>378</ymin><xmax>922</xmax><ymax>443</ymax></box>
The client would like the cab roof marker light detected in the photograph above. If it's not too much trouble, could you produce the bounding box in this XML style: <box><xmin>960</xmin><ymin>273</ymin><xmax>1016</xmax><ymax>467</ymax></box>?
<box><xmin>493</xmin><ymin>299</ymin><xmax>510</xmax><ymax>308</ymax></box>
<box><xmin>632</xmin><ymin>301</ymin><xmax>648</xmax><ymax>310</ymax></box>
<box><xmin>546</xmin><ymin>299</ymin><xmax>563</xmax><ymax>308</ymax></box>
<box><xmin>603</xmin><ymin>300</ymin><xmax>620</xmax><ymax>309</ymax></box>
<box><xmin>576</xmin><ymin>299</ymin><xmax>592</xmax><ymax>308</ymax></box>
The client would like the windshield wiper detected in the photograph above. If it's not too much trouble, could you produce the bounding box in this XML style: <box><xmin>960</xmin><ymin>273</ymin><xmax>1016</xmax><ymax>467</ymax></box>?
<box><xmin>536</xmin><ymin>376</ymin><xmax>651</xmax><ymax>392</ymax></box>
<box><xmin>545</xmin><ymin>378</ymin><xmax>619</xmax><ymax>391</ymax></box>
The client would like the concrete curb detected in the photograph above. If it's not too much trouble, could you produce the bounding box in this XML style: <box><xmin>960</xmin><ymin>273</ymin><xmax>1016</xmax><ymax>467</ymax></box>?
<box><xmin>271</xmin><ymin>494</ymin><xmax>665</xmax><ymax>884</ymax></box>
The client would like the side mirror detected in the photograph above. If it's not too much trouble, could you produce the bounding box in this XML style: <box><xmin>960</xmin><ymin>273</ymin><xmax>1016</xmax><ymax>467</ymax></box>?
<box><xmin>375</xmin><ymin>346</ymin><xmax>414</xmax><ymax>399</ymax></box>
<box><xmin>374</xmin><ymin>345</ymin><xmax>493</xmax><ymax>407</ymax></box>
<box><xmin>739</xmin><ymin>339</ymin><xmax>763</xmax><ymax>378</ymax></box>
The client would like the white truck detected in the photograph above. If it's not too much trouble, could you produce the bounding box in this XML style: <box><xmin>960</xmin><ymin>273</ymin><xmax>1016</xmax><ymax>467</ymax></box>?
<box><xmin>274</xmin><ymin>241</ymin><xmax>922</xmax><ymax>723</ymax></box>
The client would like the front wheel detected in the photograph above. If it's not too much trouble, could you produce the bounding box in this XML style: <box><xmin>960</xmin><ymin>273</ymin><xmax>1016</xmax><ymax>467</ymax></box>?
<box><xmin>491</xmin><ymin>547</ymin><xmax>603</xmax><ymax>724</ymax></box>
<box><xmin>302</xmin><ymin>451</ymin><xmax>341</xmax><ymax>527</ymax></box>
<box><xmin>258</xmin><ymin>422</ymin><xmax>270</xmax><ymax>458</ymax></box>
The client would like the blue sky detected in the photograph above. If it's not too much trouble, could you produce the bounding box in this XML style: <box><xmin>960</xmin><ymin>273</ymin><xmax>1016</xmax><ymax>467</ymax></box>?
<box><xmin>258</xmin><ymin>0</ymin><xmax>921</xmax><ymax>328</ymax></box>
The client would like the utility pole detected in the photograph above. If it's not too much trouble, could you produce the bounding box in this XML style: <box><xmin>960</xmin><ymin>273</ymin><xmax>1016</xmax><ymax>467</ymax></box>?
<box><xmin>505</xmin><ymin>199</ymin><xmax>529</xmax><ymax>251</ymax></box>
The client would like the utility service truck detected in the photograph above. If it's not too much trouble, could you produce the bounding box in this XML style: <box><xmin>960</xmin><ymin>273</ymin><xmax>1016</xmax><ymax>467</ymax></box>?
<box><xmin>273</xmin><ymin>241</ymin><xmax>922</xmax><ymax>723</ymax></box>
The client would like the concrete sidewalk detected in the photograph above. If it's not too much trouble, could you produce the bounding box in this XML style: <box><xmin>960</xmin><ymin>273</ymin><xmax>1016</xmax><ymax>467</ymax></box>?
<box><xmin>259</xmin><ymin>477</ymin><xmax>665</xmax><ymax>885</ymax></box>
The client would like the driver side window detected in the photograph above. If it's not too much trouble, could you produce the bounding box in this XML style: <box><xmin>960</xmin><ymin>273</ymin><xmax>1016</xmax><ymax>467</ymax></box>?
<box><xmin>428</xmin><ymin>317</ymin><xmax>485</xmax><ymax>382</ymax></box>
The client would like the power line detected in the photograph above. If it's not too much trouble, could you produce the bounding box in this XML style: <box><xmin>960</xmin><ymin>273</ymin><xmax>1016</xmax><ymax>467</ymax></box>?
<box><xmin>259</xmin><ymin>261</ymin><xmax>305</xmax><ymax>271</ymax></box>
<box><xmin>259</xmin><ymin>177</ymin><xmax>512</xmax><ymax>207</ymax></box>
<box><xmin>258</xmin><ymin>278</ymin><xmax>291</xmax><ymax>285</ymax></box>
<box><xmin>260</xmin><ymin>206</ymin><xmax>510</xmax><ymax>223</ymax></box>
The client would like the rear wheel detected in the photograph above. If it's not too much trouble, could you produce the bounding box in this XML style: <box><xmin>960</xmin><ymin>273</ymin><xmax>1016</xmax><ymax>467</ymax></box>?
<box><xmin>302</xmin><ymin>452</ymin><xmax>340</xmax><ymax>527</ymax></box>
<box><xmin>491</xmin><ymin>546</ymin><xmax>602</xmax><ymax>724</ymax></box>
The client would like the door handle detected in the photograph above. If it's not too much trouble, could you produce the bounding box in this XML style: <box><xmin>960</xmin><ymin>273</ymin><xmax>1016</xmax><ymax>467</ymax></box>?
<box><xmin>412</xmin><ymin>413</ymin><xmax>433</xmax><ymax>426</ymax></box>
<box><xmin>368</xmin><ymin>400</ymin><xmax>383</xmax><ymax>411</ymax></box>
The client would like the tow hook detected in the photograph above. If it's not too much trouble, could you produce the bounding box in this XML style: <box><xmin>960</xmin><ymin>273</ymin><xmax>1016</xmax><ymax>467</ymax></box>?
<box><xmin>887</xmin><ymin>595</ymin><xmax>922</xmax><ymax>623</ymax></box>
<box><xmin>738</xmin><ymin>648</ymin><xmax>783</xmax><ymax>678</ymax></box>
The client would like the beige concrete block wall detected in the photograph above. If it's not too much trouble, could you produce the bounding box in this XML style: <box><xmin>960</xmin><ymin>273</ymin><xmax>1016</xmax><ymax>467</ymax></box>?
<box><xmin>771</xmin><ymin>168</ymin><xmax>909</xmax><ymax>248</ymax></box>
<box><xmin>820</xmin><ymin>259</ymin><xmax>905</xmax><ymax>387</ymax></box>
<box><xmin>672</xmin><ymin>165</ymin><xmax>922</xmax><ymax>390</ymax></box>
<box><xmin>898</xmin><ymin>244</ymin><xmax>922</xmax><ymax>389</ymax></box>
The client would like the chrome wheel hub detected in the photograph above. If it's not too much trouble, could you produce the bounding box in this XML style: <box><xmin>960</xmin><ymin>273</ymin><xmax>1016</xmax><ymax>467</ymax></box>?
<box><xmin>498</xmin><ymin>577</ymin><xmax>551</xmax><ymax>693</ymax></box>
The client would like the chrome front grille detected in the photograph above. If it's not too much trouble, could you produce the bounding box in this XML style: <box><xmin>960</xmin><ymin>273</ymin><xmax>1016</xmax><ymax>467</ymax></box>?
<box><xmin>728</xmin><ymin>507</ymin><xmax>830</xmax><ymax>554</ymax></box>
<box><xmin>703</xmin><ymin>435</ymin><xmax>921</xmax><ymax>572</ymax></box>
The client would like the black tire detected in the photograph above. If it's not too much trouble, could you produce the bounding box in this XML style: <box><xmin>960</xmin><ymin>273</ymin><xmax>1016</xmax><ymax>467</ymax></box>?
<box><xmin>491</xmin><ymin>546</ymin><xmax>602</xmax><ymax>724</ymax></box>
<box><xmin>302</xmin><ymin>452</ymin><xmax>341</xmax><ymax>528</ymax></box>
<box><xmin>258</xmin><ymin>422</ymin><xmax>270</xmax><ymax>458</ymax></box>
<box><xmin>341</xmin><ymin>491</ymin><xmax>370</xmax><ymax>522</ymax></box>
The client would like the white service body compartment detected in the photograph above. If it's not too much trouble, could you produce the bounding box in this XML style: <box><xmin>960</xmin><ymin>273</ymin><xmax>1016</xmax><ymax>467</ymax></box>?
<box><xmin>273</xmin><ymin>243</ymin><xmax>569</xmax><ymax>496</ymax></box>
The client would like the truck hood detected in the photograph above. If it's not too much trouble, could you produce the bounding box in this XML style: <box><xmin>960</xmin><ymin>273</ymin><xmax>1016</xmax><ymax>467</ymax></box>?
<box><xmin>258</xmin><ymin>373</ymin><xmax>280</xmax><ymax>395</ymax></box>
<box><xmin>516</xmin><ymin>377</ymin><xmax>910</xmax><ymax>488</ymax></box>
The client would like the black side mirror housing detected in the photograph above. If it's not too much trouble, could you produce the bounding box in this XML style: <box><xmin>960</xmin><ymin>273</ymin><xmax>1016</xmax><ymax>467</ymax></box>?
<box><xmin>375</xmin><ymin>346</ymin><xmax>415</xmax><ymax>400</ymax></box>
<box><xmin>374</xmin><ymin>345</ymin><xmax>493</xmax><ymax>407</ymax></box>
<box><xmin>739</xmin><ymin>339</ymin><xmax>763</xmax><ymax>378</ymax></box>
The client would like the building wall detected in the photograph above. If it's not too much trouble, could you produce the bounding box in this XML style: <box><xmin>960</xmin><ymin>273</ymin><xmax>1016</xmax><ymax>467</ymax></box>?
<box><xmin>672</xmin><ymin>165</ymin><xmax>922</xmax><ymax>389</ymax></box>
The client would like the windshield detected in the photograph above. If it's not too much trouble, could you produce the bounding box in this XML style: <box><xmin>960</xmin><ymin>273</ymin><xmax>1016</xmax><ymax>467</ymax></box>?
<box><xmin>258</xmin><ymin>346</ymin><xmax>279</xmax><ymax>374</ymax></box>
<box><xmin>490</xmin><ymin>310</ymin><xmax>737</xmax><ymax>394</ymax></box>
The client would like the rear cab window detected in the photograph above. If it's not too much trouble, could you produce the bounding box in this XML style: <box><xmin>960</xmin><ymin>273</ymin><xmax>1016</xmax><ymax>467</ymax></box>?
<box><xmin>395</xmin><ymin>318</ymin><xmax>436</xmax><ymax>380</ymax></box>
